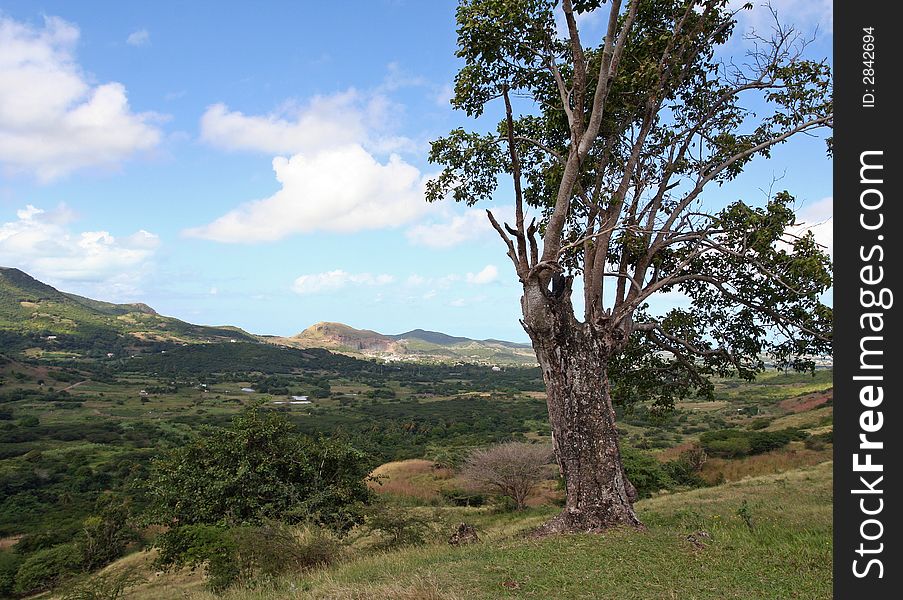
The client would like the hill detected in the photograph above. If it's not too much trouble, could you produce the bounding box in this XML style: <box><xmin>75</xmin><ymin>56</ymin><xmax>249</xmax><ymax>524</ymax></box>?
<box><xmin>0</xmin><ymin>267</ymin><xmax>256</xmax><ymax>349</ymax></box>
<box><xmin>277</xmin><ymin>321</ymin><xmax>536</xmax><ymax>366</ymax></box>
<box><xmin>1</xmin><ymin>268</ymin><xmax>534</xmax><ymax>366</ymax></box>
<box><xmin>87</xmin><ymin>461</ymin><xmax>833</xmax><ymax>599</ymax></box>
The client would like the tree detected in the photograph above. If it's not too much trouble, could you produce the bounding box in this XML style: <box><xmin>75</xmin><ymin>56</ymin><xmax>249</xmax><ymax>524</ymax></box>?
<box><xmin>428</xmin><ymin>0</ymin><xmax>831</xmax><ymax>533</ymax></box>
<box><xmin>146</xmin><ymin>406</ymin><xmax>373</xmax><ymax>531</ymax></box>
<box><xmin>462</xmin><ymin>441</ymin><xmax>554</xmax><ymax>510</ymax></box>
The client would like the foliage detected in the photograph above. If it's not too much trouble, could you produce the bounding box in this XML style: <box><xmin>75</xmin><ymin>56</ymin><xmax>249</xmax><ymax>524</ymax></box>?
<box><xmin>155</xmin><ymin>522</ymin><xmax>341</xmax><ymax>592</ymax></box>
<box><xmin>60</xmin><ymin>568</ymin><xmax>143</xmax><ymax>600</ymax></box>
<box><xmin>699</xmin><ymin>427</ymin><xmax>807</xmax><ymax>458</ymax></box>
<box><xmin>77</xmin><ymin>496</ymin><xmax>136</xmax><ymax>571</ymax></box>
<box><xmin>146</xmin><ymin>406</ymin><xmax>373</xmax><ymax>530</ymax></box>
<box><xmin>428</xmin><ymin>0</ymin><xmax>833</xmax><ymax>414</ymax></box>
<box><xmin>12</xmin><ymin>542</ymin><xmax>82</xmax><ymax>595</ymax></box>
<box><xmin>362</xmin><ymin>503</ymin><xmax>438</xmax><ymax>550</ymax></box>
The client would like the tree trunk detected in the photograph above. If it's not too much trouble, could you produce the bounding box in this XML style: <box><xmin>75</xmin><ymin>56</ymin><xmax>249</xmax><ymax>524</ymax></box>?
<box><xmin>522</xmin><ymin>282</ymin><xmax>641</xmax><ymax>534</ymax></box>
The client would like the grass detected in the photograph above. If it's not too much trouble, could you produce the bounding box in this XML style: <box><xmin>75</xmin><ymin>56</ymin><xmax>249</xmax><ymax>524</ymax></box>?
<box><xmin>369</xmin><ymin>460</ymin><xmax>456</xmax><ymax>503</ymax></box>
<box><xmin>104</xmin><ymin>462</ymin><xmax>831</xmax><ymax>600</ymax></box>
<box><xmin>699</xmin><ymin>443</ymin><xmax>832</xmax><ymax>484</ymax></box>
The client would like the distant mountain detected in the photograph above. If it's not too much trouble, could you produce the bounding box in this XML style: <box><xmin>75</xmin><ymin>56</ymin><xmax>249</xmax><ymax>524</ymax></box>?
<box><xmin>275</xmin><ymin>321</ymin><xmax>535</xmax><ymax>366</ymax></box>
<box><xmin>1</xmin><ymin>267</ymin><xmax>534</xmax><ymax>365</ymax></box>
<box><xmin>0</xmin><ymin>267</ymin><xmax>256</xmax><ymax>346</ymax></box>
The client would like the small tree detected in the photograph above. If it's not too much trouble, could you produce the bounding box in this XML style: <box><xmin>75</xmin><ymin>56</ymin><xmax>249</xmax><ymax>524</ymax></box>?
<box><xmin>462</xmin><ymin>442</ymin><xmax>554</xmax><ymax>510</ymax></box>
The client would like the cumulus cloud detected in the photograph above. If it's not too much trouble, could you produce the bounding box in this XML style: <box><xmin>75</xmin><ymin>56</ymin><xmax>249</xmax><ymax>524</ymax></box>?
<box><xmin>0</xmin><ymin>15</ymin><xmax>162</xmax><ymax>181</ymax></box>
<box><xmin>199</xmin><ymin>90</ymin><xmax>413</xmax><ymax>157</ymax></box>
<box><xmin>184</xmin><ymin>144</ymin><xmax>430</xmax><ymax>242</ymax></box>
<box><xmin>406</xmin><ymin>206</ymin><xmax>515</xmax><ymax>248</ymax></box>
<box><xmin>126</xmin><ymin>29</ymin><xmax>150</xmax><ymax>47</ymax></box>
<box><xmin>0</xmin><ymin>204</ymin><xmax>159</xmax><ymax>295</ymax></box>
<box><xmin>200</xmin><ymin>92</ymin><xmax>365</xmax><ymax>156</ymax></box>
<box><xmin>466</xmin><ymin>264</ymin><xmax>498</xmax><ymax>285</ymax></box>
<box><xmin>190</xmin><ymin>82</ymin><xmax>435</xmax><ymax>243</ymax></box>
<box><xmin>291</xmin><ymin>270</ymin><xmax>394</xmax><ymax>295</ymax></box>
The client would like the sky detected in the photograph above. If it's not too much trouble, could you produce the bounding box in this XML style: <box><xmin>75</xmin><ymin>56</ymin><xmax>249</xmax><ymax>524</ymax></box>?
<box><xmin>0</xmin><ymin>1</ymin><xmax>832</xmax><ymax>342</ymax></box>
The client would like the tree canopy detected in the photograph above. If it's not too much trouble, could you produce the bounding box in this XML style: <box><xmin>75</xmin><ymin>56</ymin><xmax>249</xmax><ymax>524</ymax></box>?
<box><xmin>146</xmin><ymin>407</ymin><xmax>373</xmax><ymax>531</ymax></box>
<box><xmin>428</xmin><ymin>0</ymin><xmax>832</xmax><ymax>409</ymax></box>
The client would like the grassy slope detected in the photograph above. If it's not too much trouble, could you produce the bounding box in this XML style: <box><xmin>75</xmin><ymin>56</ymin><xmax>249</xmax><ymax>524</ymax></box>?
<box><xmin>0</xmin><ymin>267</ymin><xmax>255</xmax><ymax>343</ymax></box>
<box><xmin>112</xmin><ymin>461</ymin><xmax>831</xmax><ymax>600</ymax></box>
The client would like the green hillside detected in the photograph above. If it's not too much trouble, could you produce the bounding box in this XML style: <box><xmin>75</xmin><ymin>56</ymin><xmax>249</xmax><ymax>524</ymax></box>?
<box><xmin>0</xmin><ymin>267</ymin><xmax>256</xmax><ymax>347</ymax></box>
<box><xmin>78</xmin><ymin>462</ymin><xmax>833</xmax><ymax>600</ymax></box>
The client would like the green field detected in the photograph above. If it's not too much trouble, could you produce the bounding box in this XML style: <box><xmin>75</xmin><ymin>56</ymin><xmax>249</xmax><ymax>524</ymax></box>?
<box><xmin>1</xmin><ymin>334</ymin><xmax>833</xmax><ymax>599</ymax></box>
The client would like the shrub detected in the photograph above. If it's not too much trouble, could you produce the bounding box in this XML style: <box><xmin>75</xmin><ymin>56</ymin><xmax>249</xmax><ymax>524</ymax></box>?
<box><xmin>362</xmin><ymin>504</ymin><xmax>437</xmax><ymax>550</ymax></box>
<box><xmin>620</xmin><ymin>446</ymin><xmax>673</xmax><ymax>499</ymax></box>
<box><xmin>439</xmin><ymin>488</ymin><xmax>486</xmax><ymax>507</ymax></box>
<box><xmin>146</xmin><ymin>407</ymin><xmax>372</xmax><ymax>531</ymax></box>
<box><xmin>461</xmin><ymin>442</ymin><xmax>553</xmax><ymax>510</ymax></box>
<box><xmin>13</xmin><ymin>543</ymin><xmax>82</xmax><ymax>595</ymax></box>
<box><xmin>699</xmin><ymin>427</ymin><xmax>806</xmax><ymax>458</ymax></box>
<box><xmin>155</xmin><ymin>522</ymin><xmax>340</xmax><ymax>592</ymax></box>
<box><xmin>60</xmin><ymin>568</ymin><xmax>143</xmax><ymax>600</ymax></box>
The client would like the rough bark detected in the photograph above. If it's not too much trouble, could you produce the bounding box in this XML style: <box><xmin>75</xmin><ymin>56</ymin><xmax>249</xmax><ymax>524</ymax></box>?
<box><xmin>522</xmin><ymin>282</ymin><xmax>640</xmax><ymax>534</ymax></box>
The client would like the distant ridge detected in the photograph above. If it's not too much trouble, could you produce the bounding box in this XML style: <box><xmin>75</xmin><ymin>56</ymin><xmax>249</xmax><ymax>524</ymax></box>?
<box><xmin>277</xmin><ymin>321</ymin><xmax>535</xmax><ymax>365</ymax></box>
<box><xmin>0</xmin><ymin>266</ymin><xmax>256</xmax><ymax>344</ymax></box>
<box><xmin>1</xmin><ymin>267</ymin><xmax>535</xmax><ymax>365</ymax></box>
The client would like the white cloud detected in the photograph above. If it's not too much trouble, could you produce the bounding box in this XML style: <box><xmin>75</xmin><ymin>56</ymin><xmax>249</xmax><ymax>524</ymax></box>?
<box><xmin>291</xmin><ymin>269</ymin><xmax>394</xmax><ymax>295</ymax></box>
<box><xmin>406</xmin><ymin>206</ymin><xmax>515</xmax><ymax>248</ymax></box>
<box><xmin>184</xmin><ymin>144</ymin><xmax>430</xmax><ymax>242</ymax></box>
<box><xmin>789</xmin><ymin>196</ymin><xmax>832</xmax><ymax>256</ymax></box>
<box><xmin>192</xmin><ymin>80</ymin><xmax>435</xmax><ymax>243</ymax></box>
<box><xmin>126</xmin><ymin>29</ymin><xmax>150</xmax><ymax>47</ymax></box>
<box><xmin>0</xmin><ymin>15</ymin><xmax>162</xmax><ymax>181</ymax></box>
<box><xmin>200</xmin><ymin>92</ymin><xmax>365</xmax><ymax>156</ymax></box>
<box><xmin>466</xmin><ymin>264</ymin><xmax>498</xmax><ymax>285</ymax></box>
<box><xmin>199</xmin><ymin>89</ymin><xmax>415</xmax><ymax>158</ymax></box>
<box><xmin>0</xmin><ymin>204</ymin><xmax>159</xmax><ymax>295</ymax></box>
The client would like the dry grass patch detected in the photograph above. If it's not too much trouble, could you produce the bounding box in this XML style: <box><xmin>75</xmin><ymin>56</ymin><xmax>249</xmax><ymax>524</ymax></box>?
<box><xmin>700</xmin><ymin>445</ymin><xmax>831</xmax><ymax>484</ymax></box>
<box><xmin>778</xmin><ymin>390</ymin><xmax>832</xmax><ymax>414</ymax></box>
<box><xmin>369</xmin><ymin>460</ymin><xmax>455</xmax><ymax>502</ymax></box>
<box><xmin>766</xmin><ymin>406</ymin><xmax>832</xmax><ymax>431</ymax></box>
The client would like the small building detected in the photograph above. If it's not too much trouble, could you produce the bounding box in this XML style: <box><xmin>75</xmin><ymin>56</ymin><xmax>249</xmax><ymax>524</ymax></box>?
<box><xmin>241</xmin><ymin>388</ymin><xmax>255</xmax><ymax>393</ymax></box>
<box><xmin>291</xmin><ymin>395</ymin><xmax>309</xmax><ymax>402</ymax></box>
<box><xmin>106</xmin><ymin>353</ymin><xmax>115</xmax><ymax>358</ymax></box>
<box><xmin>491</xmin><ymin>366</ymin><xmax>502</xmax><ymax>372</ymax></box>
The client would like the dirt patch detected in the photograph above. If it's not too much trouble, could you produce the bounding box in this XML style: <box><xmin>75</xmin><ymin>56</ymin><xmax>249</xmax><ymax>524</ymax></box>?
<box><xmin>779</xmin><ymin>390</ymin><xmax>832</xmax><ymax>414</ymax></box>
<box><xmin>0</xmin><ymin>535</ymin><xmax>23</xmax><ymax>550</ymax></box>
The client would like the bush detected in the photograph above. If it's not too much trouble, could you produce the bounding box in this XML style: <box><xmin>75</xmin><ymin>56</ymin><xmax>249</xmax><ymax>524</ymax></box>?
<box><xmin>13</xmin><ymin>543</ymin><xmax>82</xmax><ymax>595</ymax></box>
<box><xmin>439</xmin><ymin>488</ymin><xmax>486</xmax><ymax>507</ymax></box>
<box><xmin>362</xmin><ymin>504</ymin><xmax>437</xmax><ymax>550</ymax></box>
<box><xmin>146</xmin><ymin>407</ymin><xmax>372</xmax><ymax>531</ymax></box>
<box><xmin>699</xmin><ymin>427</ymin><xmax>806</xmax><ymax>458</ymax></box>
<box><xmin>155</xmin><ymin>522</ymin><xmax>340</xmax><ymax>592</ymax></box>
<box><xmin>620</xmin><ymin>446</ymin><xmax>673</xmax><ymax>499</ymax></box>
<box><xmin>0</xmin><ymin>551</ymin><xmax>23</xmax><ymax>598</ymax></box>
<box><xmin>461</xmin><ymin>442</ymin><xmax>553</xmax><ymax>510</ymax></box>
<box><xmin>60</xmin><ymin>569</ymin><xmax>143</xmax><ymax>600</ymax></box>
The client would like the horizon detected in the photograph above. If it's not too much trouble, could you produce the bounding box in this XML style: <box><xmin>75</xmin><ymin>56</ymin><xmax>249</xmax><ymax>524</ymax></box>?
<box><xmin>0</xmin><ymin>1</ymin><xmax>832</xmax><ymax>343</ymax></box>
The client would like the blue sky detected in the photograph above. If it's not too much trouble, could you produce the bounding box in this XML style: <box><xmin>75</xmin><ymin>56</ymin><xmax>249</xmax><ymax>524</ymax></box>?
<box><xmin>0</xmin><ymin>1</ymin><xmax>832</xmax><ymax>342</ymax></box>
